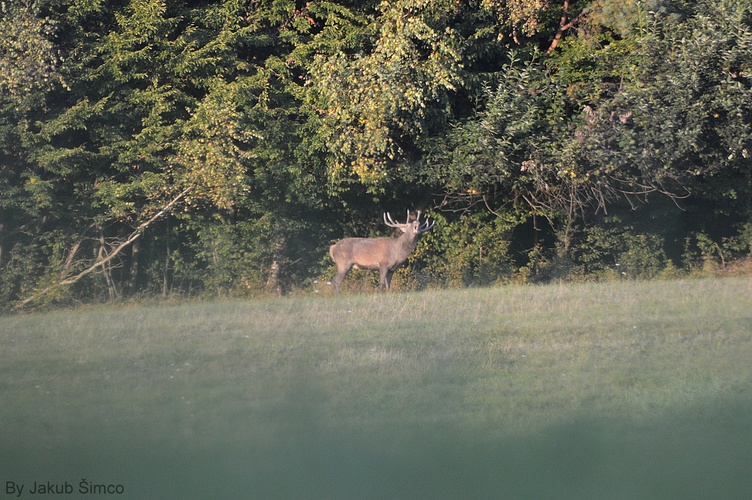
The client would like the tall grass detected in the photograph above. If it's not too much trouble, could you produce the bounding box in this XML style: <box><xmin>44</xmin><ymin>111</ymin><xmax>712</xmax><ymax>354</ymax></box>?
<box><xmin>1</xmin><ymin>278</ymin><xmax>751</xmax><ymax>499</ymax></box>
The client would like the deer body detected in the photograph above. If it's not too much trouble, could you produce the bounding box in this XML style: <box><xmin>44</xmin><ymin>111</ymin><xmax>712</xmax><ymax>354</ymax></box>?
<box><xmin>329</xmin><ymin>211</ymin><xmax>434</xmax><ymax>294</ymax></box>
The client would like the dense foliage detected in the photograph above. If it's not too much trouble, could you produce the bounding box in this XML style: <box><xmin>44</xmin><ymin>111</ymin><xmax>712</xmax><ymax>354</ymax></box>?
<box><xmin>1</xmin><ymin>0</ymin><xmax>751</xmax><ymax>307</ymax></box>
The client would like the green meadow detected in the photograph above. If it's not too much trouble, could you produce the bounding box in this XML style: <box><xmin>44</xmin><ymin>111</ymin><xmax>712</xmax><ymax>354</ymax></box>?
<box><xmin>2</xmin><ymin>278</ymin><xmax>752</xmax><ymax>499</ymax></box>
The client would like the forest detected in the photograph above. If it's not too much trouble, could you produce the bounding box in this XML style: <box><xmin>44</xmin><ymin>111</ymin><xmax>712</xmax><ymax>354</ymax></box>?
<box><xmin>1</xmin><ymin>0</ymin><xmax>751</xmax><ymax>308</ymax></box>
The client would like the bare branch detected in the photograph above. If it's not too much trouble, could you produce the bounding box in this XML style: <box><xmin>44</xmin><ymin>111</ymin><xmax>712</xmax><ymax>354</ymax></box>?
<box><xmin>14</xmin><ymin>188</ymin><xmax>191</xmax><ymax>309</ymax></box>
<box><xmin>546</xmin><ymin>0</ymin><xmax>583</xmax><ymax>55</ymax></box>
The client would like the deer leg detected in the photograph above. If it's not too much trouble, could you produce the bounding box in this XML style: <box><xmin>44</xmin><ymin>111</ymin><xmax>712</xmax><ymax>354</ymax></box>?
<box><xmin>333</xmin><ymin>263</ymin><xmax>352</xmax><ymax>295</ymax></box>
<box><xmin>378</xmin><ymin>267</ymin><xmax>388</xmax><ymax>292</ymax></box>
<box><xmin>379</xmin><ymin>268</ymin><xmax>394</xmax><ymax>292</ymax></box>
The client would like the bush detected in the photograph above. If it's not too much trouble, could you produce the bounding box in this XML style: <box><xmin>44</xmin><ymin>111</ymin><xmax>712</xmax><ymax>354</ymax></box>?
<box><xmin>570</xmin><ymin>217</ymin><xmax>668</xmax><ymax>280</ymax></box>
<box><xmin>412</xmin><ymin>211</ymin><xmax>516</xmax><ymax>288</ymax></box>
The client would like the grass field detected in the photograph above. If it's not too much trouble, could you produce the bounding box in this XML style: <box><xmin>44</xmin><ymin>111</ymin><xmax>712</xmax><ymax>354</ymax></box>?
<box><xmin>1</xmin><ymin>278</ymin><xmax>751</xmax><ymax>499</ymax></box>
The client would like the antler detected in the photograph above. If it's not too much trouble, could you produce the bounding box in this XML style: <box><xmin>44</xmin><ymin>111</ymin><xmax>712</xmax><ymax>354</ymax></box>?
<box><xmin>383</xmin><ymin>209</ymin><xmax>410</xmax><ymax>228</ymax></box>
<box><xmin>416</xmin><ymin>211</ymin><xmax>435</xmax><ymax>233</ymax></box>
<box><xmin>384</xmin><ymin>210</ymin><xmax>434</xmax><ymax>233</ymax></box>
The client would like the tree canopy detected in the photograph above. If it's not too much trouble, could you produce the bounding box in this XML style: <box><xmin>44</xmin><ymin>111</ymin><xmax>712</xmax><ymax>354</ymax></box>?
<box><xmin>1</xmin><ymin>0</ymin><xmax>751</xmax><ymax>308</ymax></box>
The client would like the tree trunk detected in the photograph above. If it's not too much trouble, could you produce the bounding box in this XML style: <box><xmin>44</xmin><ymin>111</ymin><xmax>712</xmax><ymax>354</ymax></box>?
<box><xmin>128</xmin><ymin>236</ymin><xmax>141</xmax><ymax>295</ymax></box>
<box><xmin>163</xmin><ymin>216</ymin><xmax>171</xmax><ymax>297</ymax></box>
<box><xmin>0</xmin><ymin>229</ymin><xmax>4</xmax><ymax>270</ymax></box>
<box><xmin>266</xmin><ymin>260</ymin><xmax>280</xmax><ymax>296</ymax></box>
<box><xmin>99</xmin><ymin>228</ymin><xmax>119</xmax><ymax>301</ymax></box>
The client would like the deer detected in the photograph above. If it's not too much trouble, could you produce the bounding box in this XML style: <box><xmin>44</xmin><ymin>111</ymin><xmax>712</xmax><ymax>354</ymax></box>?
<box><xmin>329</xmin><ymin>210</ymin><xmax>435</xmax><ymax>294</ymax></box>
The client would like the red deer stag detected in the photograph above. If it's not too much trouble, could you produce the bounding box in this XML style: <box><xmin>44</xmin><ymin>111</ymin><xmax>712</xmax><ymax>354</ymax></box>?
<box><xmin>329</xmin><ymin>210</ymin><xmax>435</xmax><ymax>294</ymax></box>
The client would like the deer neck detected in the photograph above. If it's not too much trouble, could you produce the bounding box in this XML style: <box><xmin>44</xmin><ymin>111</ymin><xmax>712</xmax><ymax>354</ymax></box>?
<box><xmin>396</xmin><ymin>232</ymin><xmax>418</xmax><ymax>255</ymax></box>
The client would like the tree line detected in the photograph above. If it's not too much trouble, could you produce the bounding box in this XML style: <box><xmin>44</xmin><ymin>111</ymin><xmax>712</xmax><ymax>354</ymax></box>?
<box><xmin>1</xmin><ymin>0</ymin><xmax>751</xmax><ymax>308</ymax></box>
